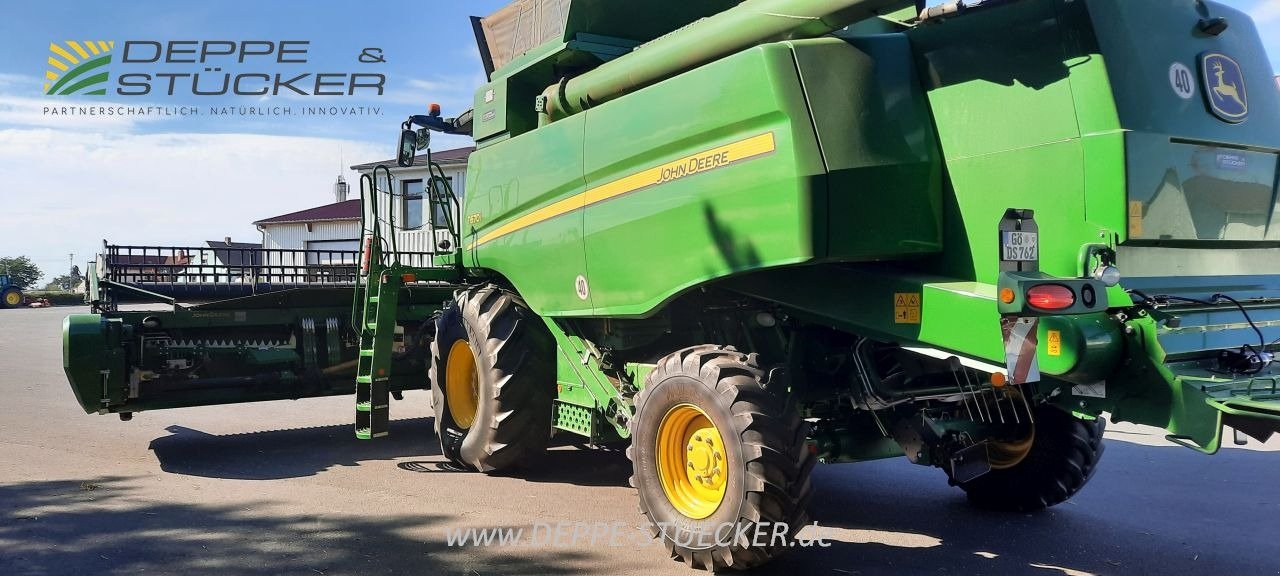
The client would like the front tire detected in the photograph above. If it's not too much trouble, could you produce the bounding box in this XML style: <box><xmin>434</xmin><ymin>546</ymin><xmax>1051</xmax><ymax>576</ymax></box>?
<box><xmin>952</xmin><ymin>405</ymin><xmax>1105</xmax><ymax>512</ymax></box>
<box><xmin>428</xmin><ymin>284</ymin><xmax>555</xmax><ymax>472</ymax></box>
<box><xmin>2</xmin><ymin>288</ymin><xmax>21</xmax><ymax>308</ymax></box>
<box><xmin>628</xmin><ymin>345</ymin><xmax>813</xmax><ymax>571</ymax></box>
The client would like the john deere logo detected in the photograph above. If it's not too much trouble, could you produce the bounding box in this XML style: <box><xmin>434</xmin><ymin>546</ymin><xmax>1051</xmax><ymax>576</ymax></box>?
<box><xmin>1200</xmin><ymin>52</ymin><xmax>1247</xmax><ymax>123</ymax></box>
<box><xmin>45</xmin><ymin>41</ymin><xmax>114</xmax><ymax>96</ymax></box>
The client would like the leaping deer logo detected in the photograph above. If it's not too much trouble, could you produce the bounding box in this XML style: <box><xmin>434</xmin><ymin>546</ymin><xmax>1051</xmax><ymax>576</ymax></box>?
<box><xmin>1202</xmin><ymin>53</ymin><xmax>1248</xmax><ymax>122</ymax></box>
<box><xmin>1211</xmin><ymin>61</ymin><xmax>1245</xmax><ymax>109</ymax></box>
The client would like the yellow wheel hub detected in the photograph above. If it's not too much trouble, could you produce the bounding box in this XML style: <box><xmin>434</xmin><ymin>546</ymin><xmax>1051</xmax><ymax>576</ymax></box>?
<box><xmin>987</xmin><ymin>390</ymin><xmax>1035</xmax><ymax>470</ymax></box>
<box><xmin>4</xmin><ymin>292</ymin><xmax>19</xmax><ymax>306</ymax></box>
<box><xmin>445</xmin><ymin>340</ymin><xmax>480</xmax><ymax>429</ymax></box>
<box><xmin>988</xmin><ymin>423</ymin><xmax>1035</xmax><ymax>469</ymax></box>
<box><xmin>656</xmin><ymin>403</ymin><xmax>728</xmax><ymax>519</ymax></box>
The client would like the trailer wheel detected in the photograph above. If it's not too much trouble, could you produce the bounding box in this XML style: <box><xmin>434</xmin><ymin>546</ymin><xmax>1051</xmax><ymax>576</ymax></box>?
<box><xmin>628</xmin><ymin>345</ymin><xmax>813</xmax><ymax>571</ymax></box>
<box><xmin>428</xmin><ymin>284</ymin><xmax>555</xmax><ymax>472</ymax></box>
<box><xmin>2</xmin><ymin>288</ymin><xmax>21</xmax><ymax>308</ymax></box>
<box><xmin>951</xmin><ymin>405</ymin><xmax>1105</xmax><ymax>512</ymax></box>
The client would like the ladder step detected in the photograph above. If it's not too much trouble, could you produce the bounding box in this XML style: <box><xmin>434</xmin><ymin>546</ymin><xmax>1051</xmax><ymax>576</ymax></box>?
<box><xmin>369</xmin><ymin>296</ymin><xmax>380</xmax><ymax>303</ymax></box>
<box><xmin>356</xmin><ymin>401</ymin><xmax>371</xmax><ymax>412</ymax></box>
<box><xmin>367</xmin><ymin>322</ymin><xmax>378</xmax><ymax>330</ymax></box>
<box><xmin>355</xmin><ymin>428</ymin><xmax>389</xmax><ymax>440</ymax></box>
<box><xmin>359</xmin><ymin>349</ymin><xmax>375</xmax><ymax>357</ymax></box>
<box><xmin>356</xmin><ymin>375</ymin><xmax>372</xmax><ymax>384</ymax></box>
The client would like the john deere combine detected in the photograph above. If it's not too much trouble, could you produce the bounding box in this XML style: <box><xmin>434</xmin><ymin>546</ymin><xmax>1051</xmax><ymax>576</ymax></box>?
<box><xmin>64</xmin><ymin>0</ymin><xmax>1280</xmax><ymax>569</ymax></box>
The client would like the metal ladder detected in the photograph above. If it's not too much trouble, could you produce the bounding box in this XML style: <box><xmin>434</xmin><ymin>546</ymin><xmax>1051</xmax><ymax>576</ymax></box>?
<box><xmin>354</xmin><ymin>268</ymin><xmax>400</xmax><ymax>439</ymax></box>
<box><xmin>351</xmin><ymin>153</ymin><xmax>463</xmax><ymax>440</ymax></box>
<box><xmin>354</xmin><ymin>166</ymin><xmax>400</xmax><ymax>440</ymax></box>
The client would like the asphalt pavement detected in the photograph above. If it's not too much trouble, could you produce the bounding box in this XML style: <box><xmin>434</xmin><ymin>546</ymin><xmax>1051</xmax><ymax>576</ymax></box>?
<box><xmin>1</xmin><ymin>305</ymin><xmax>1277</xmax><ymax>575</ymax></box>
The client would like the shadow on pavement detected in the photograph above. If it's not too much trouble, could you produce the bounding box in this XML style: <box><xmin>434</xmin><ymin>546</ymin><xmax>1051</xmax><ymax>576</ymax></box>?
<box><xmin>396</xmin><ymin>443</ymin><xmax>634</xmax><ymax>488</ymax></box>
<box><xmin>514</xmin><ymin>445</ymin><xmax>633</xmax><ymax>488</ymax></box>
<box><xmin>136</xmin><ymin>415</ymin><xmax>1280</xmax><ymax>575</ymax></box>
<box><xmin>0</xmin><ymin>476</ymin><xmax>596</xmax><ymax>575</ymax></box>
<box><xmin>149</xmin><ymin>417</ymin><xmax>438</xmax><ymax>480</ymax></box>
<box><xmin>759</xmin><ymin>438</ymin><xmax>1280</xmax><ymax>576</ymax></box>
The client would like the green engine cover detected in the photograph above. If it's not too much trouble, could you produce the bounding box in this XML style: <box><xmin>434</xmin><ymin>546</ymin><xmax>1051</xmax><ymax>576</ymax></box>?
<box><xmin>465</xmin><ymin>37</ymin><xmax>943</xmax><ymax>317</ymax></box>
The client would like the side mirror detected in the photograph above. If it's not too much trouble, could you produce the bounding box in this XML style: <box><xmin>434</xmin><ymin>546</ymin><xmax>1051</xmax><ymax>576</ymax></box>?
<box><xmin>416</xmin><ymin>128</ymin><xmax>431</xmax><ymax>151</ymax></box>
<box><xmin>397</xmin><ymin>130</ymin><xmax>417</xmax><ymax>167</ymax></box>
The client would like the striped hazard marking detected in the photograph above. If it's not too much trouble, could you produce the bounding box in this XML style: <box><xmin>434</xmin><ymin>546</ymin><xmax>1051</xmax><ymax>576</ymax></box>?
<box><xmin>1001</xmin><ymin>316</ymin><xmax>1041</xmax><ymax>385</ymax></box>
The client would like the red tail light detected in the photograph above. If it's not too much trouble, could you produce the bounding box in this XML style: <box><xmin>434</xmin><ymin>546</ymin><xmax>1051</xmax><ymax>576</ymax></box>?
<box><xmin>1026</xmin><ymin>284</ymin><xmax>1075</xmax><ymax>310</ymax></box>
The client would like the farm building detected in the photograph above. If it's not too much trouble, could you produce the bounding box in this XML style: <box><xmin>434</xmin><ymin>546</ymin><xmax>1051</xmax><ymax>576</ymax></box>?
<box><xmin>350</xmin><ymin>146</ymin><xmax>472</xmax><ymax>254</ymax></box>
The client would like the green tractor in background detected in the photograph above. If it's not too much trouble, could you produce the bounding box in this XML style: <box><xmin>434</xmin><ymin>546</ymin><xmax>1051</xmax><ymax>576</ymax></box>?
<box><xmin>64</xmin><ymin>0</ymin><xmax>1280</xmax><ymax>570</ymax></box>
<box><xmin>1</xmin><ymin>273</ymin><xmax>23</xmax><ymax>308</ymax></box>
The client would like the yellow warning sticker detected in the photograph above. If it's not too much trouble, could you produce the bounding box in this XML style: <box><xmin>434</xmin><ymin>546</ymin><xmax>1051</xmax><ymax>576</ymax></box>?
<box><xmin>1128</xmin><ymin>201</ymin><xmax>1144</xmax><ymax>238</ymax></box>
<box><xmin>894</xmin><ymin>293</ymin><xmax>922</xmax><ymax>325</ymax></box>
<box><xmin>1047</xmin><ymin>329</ymin><xmax>1062</xmax><ymax>356</ymax></box>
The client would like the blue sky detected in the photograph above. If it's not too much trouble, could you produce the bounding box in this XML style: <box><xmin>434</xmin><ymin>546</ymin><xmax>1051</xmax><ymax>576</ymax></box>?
<box><xmin>0</xmin><ymin>0</ymin><xmax>1276</xmax><ymax>283</ymax></box>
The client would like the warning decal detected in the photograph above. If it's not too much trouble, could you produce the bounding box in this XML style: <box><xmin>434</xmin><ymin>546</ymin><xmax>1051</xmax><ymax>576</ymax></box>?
<box><xmin>894</xmin><ymin>293</ymin><xmax>922</xmax><ymax>325</ymax></box>
<box><xmin>1128</xmin><ymin>201</ymin><xmax>1144</xmax><ymax>238</ymax></box>
<box><xmin>1001</xmin><ymin>316</ymin><xmax>1041</xmax><ymax>385</ymax></box>
<box><xmin>1046</xmin><ymin>330</ymin><xmax>1062</xmax><ymax>356</ymax></box>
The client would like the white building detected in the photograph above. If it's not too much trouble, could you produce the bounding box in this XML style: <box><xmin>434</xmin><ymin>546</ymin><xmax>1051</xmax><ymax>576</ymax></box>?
<box><xmin>248</xmin><ymin>146</ymin><xmax>471</xmax><ymax>266</ymax></box>
<box><xmin>255</xmin><ymin>198</ymin><xmax>362</xmax><ymax>254</ymax></box>
<box><xmin>349</xmin><ymin>146</ymin><xmax>473</xmax><ymax>255</ymax></box>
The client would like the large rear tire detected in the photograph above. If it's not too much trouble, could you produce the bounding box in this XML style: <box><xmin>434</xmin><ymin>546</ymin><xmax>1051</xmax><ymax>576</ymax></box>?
<box><xmin>952</xmin><ymin>405</ymin><xmax>1105</xmax><ymax>512</ymax></box>
<box><xmin>2</xmin><ymin>288</ymin><xmax>21</xmax><ymax>308</ymax></box>
<box><xmin>428</xmin><ymin>284</ymin><xmax>555</xmax><ymax>472</ymax></box>
<box><xmin>628</xmin><ymin>345</ymin><xmax>813</xmax><ymax>571</ymax></box>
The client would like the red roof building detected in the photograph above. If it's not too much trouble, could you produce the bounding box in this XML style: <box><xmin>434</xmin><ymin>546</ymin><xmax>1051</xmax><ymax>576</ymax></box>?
<box><xmin>253</xmin><ymin>146</ymin><xmax>473</xmax><ymax>255</ymax></box>
<box><xmin>253</xmin><ymin>200</ymin><xmax>361</xmax><ymax>226</ymax></box>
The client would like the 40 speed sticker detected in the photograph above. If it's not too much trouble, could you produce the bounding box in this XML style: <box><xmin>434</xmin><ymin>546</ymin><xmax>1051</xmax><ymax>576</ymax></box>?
<box><xmin>1170</xmin><ymin>62</ymin><xmax>1196</xmax><ymax>100</ymax></box>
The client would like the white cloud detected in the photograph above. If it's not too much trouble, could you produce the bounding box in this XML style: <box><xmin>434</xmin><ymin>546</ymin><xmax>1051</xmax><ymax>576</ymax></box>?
<box><xmin>381</xmin><ymin>71</ymin><xmax>487</xmax><ymax>113</ymax></box>
<box><xmin>0</xmin><ymin>128</ymin><xmax>387</xmax><ymax>282</ymax></box>
<box><xmin>0</xmin><ymin>94</ymin><xmax>176</xmax><ymax>130</ymax></box>
<box><xmin>0</xmin><ymin>73</ymin><xmax>38</xmax><ymax>90</ymax></box>
<box><xmin>1253</xmin><ymin>0</ymin><xmax>1280</xmax><ymax>24</ymax></box>
<box><xmin>0</xmin><ymin>74</ymin><xmax>190</xmax><ymax>131</ymax></box>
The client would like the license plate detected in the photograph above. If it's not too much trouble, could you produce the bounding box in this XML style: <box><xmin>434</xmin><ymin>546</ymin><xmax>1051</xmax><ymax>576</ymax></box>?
<box><xmin>1001</xmin><ymin>231</ymin><xmax>1038</xmax><ymax>262</ymax></box>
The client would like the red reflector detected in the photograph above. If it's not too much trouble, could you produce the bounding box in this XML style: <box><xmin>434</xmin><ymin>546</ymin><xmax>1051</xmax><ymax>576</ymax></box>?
<box><xmin>360</xmin><ymin>236</ymin><xmax>373</xmax><ymax>275</ymax></box>
<box><xmin>1026</xmin><ymin>284</ymin><xmax>1075</xmax><ymax>310</ymax></box>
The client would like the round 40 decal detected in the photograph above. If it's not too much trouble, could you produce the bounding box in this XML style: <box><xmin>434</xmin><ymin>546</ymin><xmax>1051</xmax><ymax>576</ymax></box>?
<box><xmin>1169</xmin><ymin>62</ymin><xmax>1195</xmax><ymax>100</ymax></box>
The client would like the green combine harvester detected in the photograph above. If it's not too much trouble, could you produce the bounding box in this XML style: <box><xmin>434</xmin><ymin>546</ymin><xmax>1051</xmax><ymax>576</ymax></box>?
<box><xmin>64</xmin><ymin>0</ymin><xmax>1280</xmax><ymax>569</ymax></box>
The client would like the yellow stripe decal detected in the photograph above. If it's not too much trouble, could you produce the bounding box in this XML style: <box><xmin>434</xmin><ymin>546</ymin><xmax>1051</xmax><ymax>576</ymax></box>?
<box><xmin>84</xmin><ymin>40</ymin><xmax>101</xmax><ymax>56</ymax></box>
<box><xmin>471</xmin><ymin>132</ymin><xmax>776</xmax><ymax>248</ymax></box>
<box><xmin>66</xmin><ymin>40</ymin><xmax>91</xmax><ymax>59</ymax></box>
<box><xmin>45</xmin><ymin>70</ymin><xmax>58</xmax><ymax>81</ymax></box>
<box><xmin>47</xmin><ymin>55</ymin><xmax>68</xmax><ymax>72</ymax></box>
<box><xmin>49</xmin><ymin>43</ymin><xmax>79</xmax><ymax>65</ymax></box>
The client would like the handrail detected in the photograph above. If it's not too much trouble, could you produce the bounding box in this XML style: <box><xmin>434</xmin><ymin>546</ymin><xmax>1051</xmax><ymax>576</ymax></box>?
<box><xmin>100</xmin><ymin>243</ymin><xmax>434</xmax><ymax>288</ymax></box>
<box><xmin>427</xmin><ymin>153</ymin><xmax>461</xmax><ymax>254</ymax></box>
